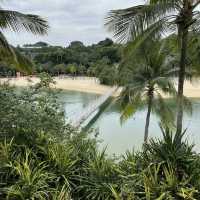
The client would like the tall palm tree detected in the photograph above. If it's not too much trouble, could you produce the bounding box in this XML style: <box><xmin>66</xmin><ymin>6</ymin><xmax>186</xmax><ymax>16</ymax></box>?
<box><xmin>105</xmin><ymin>0</ymin><xmax>200</xmax><ymax>134</ymax></box>
<box><xmin>0</xmin><ymin>4</ymin><xmax>49</xmax><ymax>73</ymax></box>
<box><xmin>118</xmin><ymin>41</ymin><xmax>177</xmax><ymax>143</ymax></box>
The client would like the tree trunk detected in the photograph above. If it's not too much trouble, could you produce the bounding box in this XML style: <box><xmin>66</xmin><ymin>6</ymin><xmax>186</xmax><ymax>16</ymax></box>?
<box><xmin>144</xmin><ymin>91</ymin><xmax>153</xmax><ymax>143</ymax></box>
<box><xmin>176</xmin><ymin>28</ymin><xmax>189</xmax><ymax>135</ymax></box>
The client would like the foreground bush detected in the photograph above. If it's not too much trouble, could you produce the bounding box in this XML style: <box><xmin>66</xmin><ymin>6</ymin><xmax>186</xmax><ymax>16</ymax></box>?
<box><xmin>1</xmin><ymin>128</ymin><xmax>200</xmax><ymax>199</ymax></box>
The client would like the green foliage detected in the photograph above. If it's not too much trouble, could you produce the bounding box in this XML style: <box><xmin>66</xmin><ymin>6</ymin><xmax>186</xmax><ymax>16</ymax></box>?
<box><xmin>95</xmin><ymin>59</ymin><xmax>118</xmax><ymax>85</ymax></box>
<box><xmin>36</xmin><ymin>72</ymin><xmax>56</xmax><ymax>88</ymax></box>
<box><xmin>0</xmin><ymin>74</ymin><xmax>200</xmax><ymax>199</ymax></box>
<box><xmin>54</xmin><ymin>63</ymin><xmax>67</xmax><ymax>75</ymax></box>
<box><xmin>105</xmin><ymin>0</ymin><xmax>200</xmax><ymax>134</ymax></box>
<box><xmin>1</xmin><ymin>103</ymin><xmax>200</xmax><ymax>200</ymax></box>
<box><xmin>77</xmin><ymin>149</ymin><xmax>120</xmax><ymax>200</ymax></box>
<box><xmin>66</xmin><ymin>63</ymin><xmax>77</xmax><ymax>76</ymax></box>
<box><xmin>6</xmin><ymin>151</ymin><xmax>54</xmax><ymax>200</ymax></box>
<box><xmin>0</xmin><ymin>3</ymin><xmax>49</xmax><ymax>74</ymax></box>
<box><xmin>15</xmin><ymin>38</ymin><xmax>122</xmax><ymax>82</ymax></box>
<box><xmin>118</xmin><ymin>40</ymin><xmax>177</xmax><ymax>141</ymax></box>
<box><xmin>0</xmin><ymin>74</ymin><xmax>67</xmax><ymax>144</ymax></box>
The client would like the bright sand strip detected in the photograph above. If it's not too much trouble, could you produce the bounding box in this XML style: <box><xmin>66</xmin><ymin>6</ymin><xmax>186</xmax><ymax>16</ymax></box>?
<box><xmin>0</xmin><ymin>77</ymin><xmax>200</xmax><ymax>98</ymax></box>
<box><xmin>0</xmin><ymin>77</ymin><xmax>120</xmax><ymax>96</ymax></box>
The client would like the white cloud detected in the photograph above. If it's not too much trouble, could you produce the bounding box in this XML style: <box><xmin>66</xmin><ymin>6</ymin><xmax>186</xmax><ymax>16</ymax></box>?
<box><xmin>2</xmin><ymin>0</ymin><xmax>145</xmax><ymax>46</ymax></box>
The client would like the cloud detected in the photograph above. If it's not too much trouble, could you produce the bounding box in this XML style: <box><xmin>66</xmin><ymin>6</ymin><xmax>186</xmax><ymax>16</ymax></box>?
<box><xmin>2</xmin><ymin>0</ymin><xmax>144</xmax><ymax>46</ymax></box>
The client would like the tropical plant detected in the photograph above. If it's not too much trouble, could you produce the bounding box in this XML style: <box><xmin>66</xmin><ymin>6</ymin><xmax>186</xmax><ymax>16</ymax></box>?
<box><xmin>6</xmin><ymin>150</ymin><xmax>54</xmax><ymax>200</ymax></box>
<box><xmin>51</xmin><ymin>184</ymin><xmax>71</xmax><ymax>200</ymax></box>
<box><xmin>143</xmin><ymin>128</ymin><xmax>196</xmax><ymax>174</ymax></box>
<box><xmin>105</xmin><ymin>0</ymin><xmax>200</xmax><ymax>135</ymax></box>
<box><xmin>44</xmin><ymin>142</ymin><xmax>78</xmax><ymax>186</ymax></box>
<box><xmin>119</xmin><ymin>41</ymin><xmax>176</xmax><ymax>142</ymax></box>
<box><xmin>0</xmin><ymin>3</ymin><xmax>49</xmax><ymax>73</ymax></box>
<box><xmin>77</xmin><ymin>149</ymin><xmax>120</xmax><ymax>200</ymax></box>
<box><xmin>0</xmin><ymin>74</ymin><xmax>66</xmax><ymax>143</ymax></box>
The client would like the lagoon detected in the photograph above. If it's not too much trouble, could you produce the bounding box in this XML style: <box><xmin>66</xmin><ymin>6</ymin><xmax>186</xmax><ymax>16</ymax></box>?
<box><xmin>59</xmin><ymin>90</ymin><xmax>200</xmax><ymax>155</ymax></box>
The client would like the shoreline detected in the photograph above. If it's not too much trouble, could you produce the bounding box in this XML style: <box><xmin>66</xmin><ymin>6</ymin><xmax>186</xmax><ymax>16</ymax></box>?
<box><xmin>1</xmin><ymin>76</ymin><xmax>200</xmax><ymax>98</ymax></box>
<box><xmin>0</xmin><ymin>77</ymin><xmax>121</xmax><ymax>97</ymax></box>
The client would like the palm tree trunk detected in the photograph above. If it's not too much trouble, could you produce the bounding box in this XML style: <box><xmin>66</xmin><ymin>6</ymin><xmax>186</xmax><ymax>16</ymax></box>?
<box><xmin>144</xmin><ymin>91</ymin><xmax>153</xmax><ymax>143</ymax></box>
<box><xmin>176</xmin><ymin>28</ymin><xmax>189</xmax><ymax>135</ymax></box>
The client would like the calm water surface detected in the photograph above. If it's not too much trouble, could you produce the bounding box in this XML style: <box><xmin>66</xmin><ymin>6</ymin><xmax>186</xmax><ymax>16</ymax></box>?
<box><xmin>59</xmin><ymin>90</ymin><xmax>200</xmax><ymax>155</ymax></box>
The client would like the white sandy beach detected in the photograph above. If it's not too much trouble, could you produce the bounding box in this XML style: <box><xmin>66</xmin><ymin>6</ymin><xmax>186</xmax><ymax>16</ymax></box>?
<box><xmin>1</xmin><ymin>76</ymin><xmax>200</xmax><ymax>98</ymax></box>
<box><xmin>0</xmin><ymin>76</ymin><xmax>120</xmax><ymax>96</ymax></box>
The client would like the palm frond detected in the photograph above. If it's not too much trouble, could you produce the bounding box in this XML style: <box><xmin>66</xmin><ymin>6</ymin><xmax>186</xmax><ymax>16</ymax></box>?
<box><xmin>84</xmin><ymin>97</ymin><xmax>115</xmax><ymax>131</ymax></box>
<box><xmin>153</xmin><ymin>94</ymin><xmax>175</xmax><ymax>128</ymax></box>
<box><xmin>122</xmin><ymin>18</ymin><xmax>168</xmax><ymax>60</ymax></box>
<box><xmin>11</xmin><ymin>48</ymin><xmax>33</xmax><ymax>74</ymax></box>
<box><xmin>0</xmin><ymin>9</ymin><xmax>49</xmax><ymax>35</ymax></box>
<box><xmin>149</xmin><ymin>0</ymin><xmax>181</xmax><ymax>9</ymax></box>
<box><xmin>155</xmin><ymin>78</ymin><xmax>177</xmax><ymax>97</ymax></box>
<box><xmin>105</xmin><ymin>2</ymin><xmax>176</xmax><ymax>43</ymax></box>
<box><xmin>120</xmin><ymin>101</ymin><xmax>141</xmax><ymax>124</ymax></box>
<box><xmin>0</xmin><ymin>9</ymin><xmax>49</xmax><ymax>74</ymax></box>
<box><xmin>0</xmin><ymin>30</ymin><xmax>13</xmax><ymax>54</ymax></box>
<box><xmin>0</xmin><ymin>46</ymin><xmax>33</xmax><ymax>74</ymax></box>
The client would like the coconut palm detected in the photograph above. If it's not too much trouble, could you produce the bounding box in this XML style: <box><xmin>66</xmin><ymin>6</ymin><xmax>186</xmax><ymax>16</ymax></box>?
<box><xmin>105</xmin><ymin>0</ymin><xmax>200</xmax><ymax>135</ymax></box>
<box><xmin>118</xmin><ymin>41</ymin><xmax>177</xmax><ymax>143</ymax></box>
<box><xmin>0</xmin><ymin>5</ymin><xmax>49</xmax><ymax>73</ymax></box>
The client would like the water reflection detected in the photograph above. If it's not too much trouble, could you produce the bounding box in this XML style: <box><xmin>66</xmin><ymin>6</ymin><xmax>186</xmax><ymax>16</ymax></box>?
<box><xmin>59</xmin><ymin>90</ymin><xmax>200</xmax><ymax>155</ymax></box>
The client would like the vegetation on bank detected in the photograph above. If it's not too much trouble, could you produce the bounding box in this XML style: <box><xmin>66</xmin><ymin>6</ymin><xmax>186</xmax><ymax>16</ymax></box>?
<box><xmin>0</xmin><ymin>38</ymin><xmax>121</xmax><ymax>85</ymax></box>
<box><xmin>18</xmin><ymin>38</ymin><xmax>121</xmax><ymax>85</ymax></box>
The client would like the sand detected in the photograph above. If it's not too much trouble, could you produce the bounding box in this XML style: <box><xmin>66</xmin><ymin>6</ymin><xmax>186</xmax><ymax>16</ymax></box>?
<box><xmin>0</xmin><ymin>76</ymin><xmax>200</xmax><ymax>98</ymax></box>
<box><xmin>0</xmin><ymin>76</ymin><xmax>120</xmax><ymax>96</ymax></box>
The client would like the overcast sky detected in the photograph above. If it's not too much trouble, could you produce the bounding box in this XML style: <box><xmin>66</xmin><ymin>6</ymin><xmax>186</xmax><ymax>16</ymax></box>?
<box><xmin>2</xmin><ymin>0</ymin><xmax>145</xmax><ymax>47</ymax></box>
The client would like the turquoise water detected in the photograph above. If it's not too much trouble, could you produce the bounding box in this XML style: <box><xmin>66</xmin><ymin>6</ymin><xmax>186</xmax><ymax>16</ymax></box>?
<box><xmin>59</xmin><ymin>90</ymin><xmax>200</xmax><ymax>155</ymax></box>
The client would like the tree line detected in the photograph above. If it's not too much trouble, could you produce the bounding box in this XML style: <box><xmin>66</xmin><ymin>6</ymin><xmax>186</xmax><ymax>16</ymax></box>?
<box><xmin>15</xmin><ymin>38</ymin><xmax>121</xmax><ymax>85</ymax></box>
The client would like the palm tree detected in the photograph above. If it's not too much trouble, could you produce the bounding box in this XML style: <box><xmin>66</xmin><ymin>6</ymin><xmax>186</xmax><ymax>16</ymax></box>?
<box><xmin>0</xmin><ymin>5</ymin><xmax>49</xmax><ymax>73</ymax></box>
<box><xmin>118</xmin><ymin>41</ymin><xmax>176</xmax><ymax>143</ymax></box>
<box><xmin>105</xmin><ymin>0</ymin><xmax>200</xmax><ymax>134</ymax></box>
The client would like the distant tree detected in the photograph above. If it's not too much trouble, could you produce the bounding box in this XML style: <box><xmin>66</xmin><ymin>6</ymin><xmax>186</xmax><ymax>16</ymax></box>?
<box><xmin>78</xmin><ymin>65</ymin><xmax>87</xmax><ymax>75</ymax></box>
<box><xmin>98</xmin><ymin>65</ymin><xmax>117</xmax><ymax>85</ymax></box>
<box><xmin>18</xmin><ymin>38</ymin><xmax>122</xmax><ymax>78</ymax></box>
<box><xmin>92</xmin><ymin>57</ymin><xmax>111</xmax><ymax>77</ymax></box>
<box><xmin>99</xmin><ymin>46</ymin><xmax>121</xmax><ymax>63</ymax></box>
<box><xmin>23</xmin><ymin>42</ymin><xmax>49</xmax><ymax>48</ymax></box>
<box><xmin>35</xmin><ymin>41</ymin><xmax>49</xmax><ymax>47</ymax></box>
<box><xmin>40</xmin><ymin>62</ymin><xmax>54</xmax><ymax>74</ymax></box>
<box><xmin>69</xmin><ymin>41</ymin><xmax>84</xmax><ymax>48</ymax></box>
<box><xmin>67</xmin><ymin>64</ymin><xmax>77</xmax><ymax>77</ymax></box>
<box><xmin>54</xmin><ymin>63</ymin><xmax>66</xmax><ymax>76</ymax></box>
<box><xmin>98</xmin><ymin>38</ymin><xmax>114</xmax><ymax>46</ymax></box>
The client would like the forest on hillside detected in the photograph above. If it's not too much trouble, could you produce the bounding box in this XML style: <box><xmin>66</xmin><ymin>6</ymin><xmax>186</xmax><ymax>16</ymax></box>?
<box><xmin>19</xmin><ymin>38</ymin><xmax>122</xmax><ymax>85</ymax></box>
<box><xmin>0</xmin><ymin>38</ymin><xmax>122</xmax><ymax>85</ymax></box>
